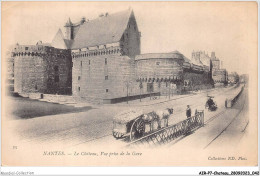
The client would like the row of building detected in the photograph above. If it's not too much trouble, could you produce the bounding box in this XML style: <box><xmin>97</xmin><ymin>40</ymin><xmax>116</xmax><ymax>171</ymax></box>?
<box><xmin>7</xmin><ymin>9</ymin><xmax>238</xmax><ymax>104</ymax></box>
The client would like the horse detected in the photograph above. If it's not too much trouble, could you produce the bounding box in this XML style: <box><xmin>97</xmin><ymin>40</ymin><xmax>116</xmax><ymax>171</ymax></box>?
<box><xmin>153</xmin><ymin>108</ymin><xmax>174</xmax><ymax>129</ymax></box>
<box><xmin>142</xmin><ymin>112</ymin><xmax>158</xmax><ymax>132</ymax></box>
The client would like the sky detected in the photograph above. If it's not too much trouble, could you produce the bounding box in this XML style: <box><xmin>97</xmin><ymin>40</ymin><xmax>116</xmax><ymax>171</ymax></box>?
<box><xmin>2</xmin><ymin>2</ymin><xmax>257</xmax><ymax>75</ymax></box>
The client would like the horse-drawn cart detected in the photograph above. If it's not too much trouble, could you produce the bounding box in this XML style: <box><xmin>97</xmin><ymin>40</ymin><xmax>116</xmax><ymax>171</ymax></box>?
<box><xmin>112</xmin><ymin>108</ymin><xmax>173</xmax><ymax>141</ymax></box>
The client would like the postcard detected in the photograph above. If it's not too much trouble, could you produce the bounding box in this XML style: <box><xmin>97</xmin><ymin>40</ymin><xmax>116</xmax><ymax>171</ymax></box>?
<box><xmin>1</xmin><ymin>1</ymin><xmax>258</xmax><ymax>167</ymax></box>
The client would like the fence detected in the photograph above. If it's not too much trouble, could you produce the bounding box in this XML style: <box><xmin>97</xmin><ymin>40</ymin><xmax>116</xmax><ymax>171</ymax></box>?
<box><xmin>126</xmin><ymin>110</ymin><xmax>204</xmax><ymax>148</ymax></box>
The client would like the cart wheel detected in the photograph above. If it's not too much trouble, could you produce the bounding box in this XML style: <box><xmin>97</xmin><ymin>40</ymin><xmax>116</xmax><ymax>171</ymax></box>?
<box><xmin>130</xmin><ymin>118</ymin><xmax>145</xmax><ymax>141</ymax></box>
<box><xmin>112</xmin><ymin>131</ymin><xmax>124</xmax><ymax>139</ymax></box>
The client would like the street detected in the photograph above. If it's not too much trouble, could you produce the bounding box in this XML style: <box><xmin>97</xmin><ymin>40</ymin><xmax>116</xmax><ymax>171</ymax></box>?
<box><xmin>4</xmin><ymin>85</ymin><xmax>247</xmax><ymax>150</ymax></box>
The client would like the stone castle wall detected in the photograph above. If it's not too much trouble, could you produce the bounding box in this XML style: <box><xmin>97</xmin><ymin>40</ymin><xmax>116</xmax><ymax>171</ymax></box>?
<box><xmin>182</xmin><ymin>70</ymin><xmax>213</xmax><ymax>91</ymax></box>
<box><xmin>212</xmin><ymin>69</ymin><xmax>228</xmax><ymax>84</ymax></box>
<box><xmin>12</xmin><ymin>45</ymin><xmax>72</xmax><ymax>94</ymax></box>
<box><xmin>72</xmin><ymin>53</ymin><xmax>136</xmax><ymax>103</ymax></box>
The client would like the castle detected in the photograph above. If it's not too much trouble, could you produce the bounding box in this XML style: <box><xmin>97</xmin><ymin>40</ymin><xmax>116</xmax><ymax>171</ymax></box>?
<box><xmin>9</xmin><ymin>9</ymin><xmax>228</xmax><ymax>104</ymax></box>
<box><xmin>191</xmin><ymin>51</ymin><xmax>228</xmax><ymax>85</ymax></box>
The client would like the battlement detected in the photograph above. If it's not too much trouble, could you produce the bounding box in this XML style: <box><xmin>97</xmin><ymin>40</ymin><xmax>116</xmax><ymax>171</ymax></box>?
<box><xmin>11</xmin><ymin>43</ymin><xmax>70</xmax><ymax>57</ymax></box>
<box><xmin>71</xmin><ymin>45</ymin><xmax>121</xmax><ymax>59</ymax></box>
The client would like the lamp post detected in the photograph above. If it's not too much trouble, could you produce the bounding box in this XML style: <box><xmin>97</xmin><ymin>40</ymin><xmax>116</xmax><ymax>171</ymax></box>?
<box><xmin>168</xmin><ymin>81</ymin><xmax>170</xmax><ymax>100</ymax></box>
<box><xmin>124</xmin><ymin>80</ymin><xmax>132</xmax><ymax>104</ymax></box>
<box><xmin>139</xmin><ymin>80</ymin><xmax>143</xmax><ymax>102</ymax></box>
<box><xmin>158</xmin><ymin>81</ymin><xmax>161</xmax><ymax>99</ymax></box>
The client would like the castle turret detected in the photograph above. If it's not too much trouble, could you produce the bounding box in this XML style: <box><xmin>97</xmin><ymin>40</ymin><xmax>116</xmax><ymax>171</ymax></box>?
<box><xmin>211</xmin><ymin>52</ymin><xmax>216</xmax><ymax>59</ymax></box>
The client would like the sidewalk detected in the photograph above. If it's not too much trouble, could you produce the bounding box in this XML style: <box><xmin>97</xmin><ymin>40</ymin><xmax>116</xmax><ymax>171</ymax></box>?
<box><xmin>164</xmin><ymin>86</ymin><xmax>247</xmax><ymax>150</ymax></box>
<box><xmin>103</xmin><ymin>86</ymin><xmax>225</xmax><ymax>107</ymax></box>
<box><xmin>18</xmin><ymin>85</ymin><xmax>234</xmax><ymax>109</ymax></box>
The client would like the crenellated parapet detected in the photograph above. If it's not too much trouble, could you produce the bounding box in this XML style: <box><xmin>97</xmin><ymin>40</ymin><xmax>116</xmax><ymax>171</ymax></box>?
<box><xmin>11</xmin><ymin>43</ymin><xmax>71</xmax><ymax>58</ymax></box>
<box><xmin>71</xmin><ymin>43</ymin><xmax>122</xmax><ymax>59</ymax></box>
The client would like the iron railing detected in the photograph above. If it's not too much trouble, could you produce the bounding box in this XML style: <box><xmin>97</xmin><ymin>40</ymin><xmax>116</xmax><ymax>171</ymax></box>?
<box><xmin>126</xmin><ymin>110</ymin><xmax>204</xmax><ymax>148</ymax></box>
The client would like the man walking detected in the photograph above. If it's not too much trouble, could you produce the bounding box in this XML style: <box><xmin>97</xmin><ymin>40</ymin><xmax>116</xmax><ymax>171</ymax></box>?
<box><xmin>186</xmin><ymin>105</ymin><xmax>192</xmax><ymax>135</ymax></box>
<box><xmin>186</xmin><ymin>105</ymin><xmax>191</xmax><ymax>118</ymax></box>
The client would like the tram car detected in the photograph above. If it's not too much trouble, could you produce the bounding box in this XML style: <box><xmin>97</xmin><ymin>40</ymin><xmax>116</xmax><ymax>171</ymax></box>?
<box><xmin>112</xmin><ymin>108</ymin><xmax>173</xmax><ymax>141</ymax></box>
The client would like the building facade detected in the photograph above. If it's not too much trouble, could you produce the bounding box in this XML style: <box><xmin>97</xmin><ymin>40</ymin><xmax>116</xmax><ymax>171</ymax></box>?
<box><xmin>6</xmin><ymin>51</ymin><xmax>14</xmax><ymax>95</ymax></box>
<box><xmin>12</xmin><ymin>42</ymin><xmax>72</xmax><ymax>94</ymax></box>
<box><xmin>192</xmin><ymin>51</ymin><xmax>228</xmax><ymax>86</ymax></box>
<box><xmin>10</xmin><ymin>9</ymin><xmax>228</xmax><ymax>103</ymax></box>
<box><xmin>212</xmin><ymin>69</ymin><xmax>228</xmax><ymax>84</ymax></box>
<box><xmin>70</xmin><ymin>9</ymin><xmax>140</xmax><ymax>103</ymax></box>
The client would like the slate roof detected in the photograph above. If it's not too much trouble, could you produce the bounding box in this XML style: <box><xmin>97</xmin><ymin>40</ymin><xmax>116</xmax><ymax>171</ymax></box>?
<box><xmin>135</xmin><ymin>51</ymin><xmax>188</xmax><ymax>61</ymax></box>
<box><xmin>135</xmin><ymin>51</ymin><xmax>205</xmax><ymax>70</ymax></box>
<box><xmin>71</xmin><ymin>9</ymin><xmax>132</xmax><ymax>49</ymax></box>
<box><xmin>199</xmin><ymin>54</ymin><xmax>211</xmax><ymax>67</ymax></box>
<box><xmin>190</xmin><ymin>56</ymin><xmax>204</xmax><ymax>66</ymax></box>
<box><xmin>170</xmin><ymin>50</ymin><xmax>191</xmax><ymax>63</ymax></box>
<box><xmin>51</xmin><ymin>29</ymin><xmax>69</xmax><ymax>49</ymax></box>
<box><xmin>64</xmin><ymin>39</ymin><xmax>74</xmax><ymax>49</ymax></box>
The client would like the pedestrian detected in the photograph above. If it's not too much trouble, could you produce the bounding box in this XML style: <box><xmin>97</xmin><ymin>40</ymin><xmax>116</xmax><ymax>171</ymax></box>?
<box><xmin>186</xmin><ymin>105</ymin><xmax>192</xmax><ymax>135</ymax></box>
<box><xmin>186</xmin><ymin>105</ymin><xmax>191</xmax><ymax>118</ymax></box>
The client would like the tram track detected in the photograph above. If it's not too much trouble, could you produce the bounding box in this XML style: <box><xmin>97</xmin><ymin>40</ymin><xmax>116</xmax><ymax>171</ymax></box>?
<box><xmin>203</xmin><ymin>89</ymin><xmax>246</xmax><ymax>149</ymax></box>
<box><xmin>68</xmin><ymin>87</ymin><xmax>238</xmax><ymax>147</ymax></box>
<box><xmin>18</xmin><ymin>86</ymin><xmax>238</xmax><ymax>147</ymax></box>
<box><xmin>71</xmin><ymin>93</ymin><xmax>233</xmax><ymax>147</ymax></box>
